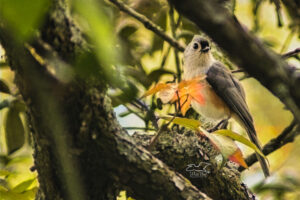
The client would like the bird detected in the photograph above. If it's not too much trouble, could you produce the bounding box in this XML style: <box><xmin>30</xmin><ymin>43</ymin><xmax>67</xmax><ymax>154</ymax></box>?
<box><xmin>182</xmin><ymin>35</ymin><xmax>270</xmax><ymax>177</ymax></box>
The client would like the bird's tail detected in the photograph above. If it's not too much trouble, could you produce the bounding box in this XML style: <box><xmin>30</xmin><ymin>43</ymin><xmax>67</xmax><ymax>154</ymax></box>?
<box><xmin>246</xmin><ymin>127</ymin><xmax>270</xmax><ymax>177</ymax></box>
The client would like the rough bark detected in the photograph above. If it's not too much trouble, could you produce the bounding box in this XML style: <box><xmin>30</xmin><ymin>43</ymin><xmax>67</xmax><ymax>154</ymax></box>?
<box><xmin>133</xmin><ymin>130</ymin><xmax>255</xmax><ymax>200</ymax></box>
<box><xmin>0</xmin><ymin>0</ymin><xmax>257</xmax><ymax>199</ymax></box>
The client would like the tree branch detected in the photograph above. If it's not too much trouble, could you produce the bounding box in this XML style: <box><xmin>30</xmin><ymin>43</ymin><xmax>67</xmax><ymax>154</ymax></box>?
<box><xmin>239</xmin><ymin>119</ymin><xmax>299</xmax><ymax>171</ymax></box>
<box><xmin>133</xmin><ymin>130</ymin><xmax>256</xmax><ymax>200</ymax></box>
<box><xmin>108</xmin><ymin>0</ymin><xmax>185</xmax><ymax>52</ymax></box>
<box><xmin>282</xmin><ymin>47</ymin><xmax>300</xmax><ymax>59</ymax></box>
<box><xmin>169</xmin><ymin>0</ymin><xmax>300</xmax><ymax>125</ymax></box>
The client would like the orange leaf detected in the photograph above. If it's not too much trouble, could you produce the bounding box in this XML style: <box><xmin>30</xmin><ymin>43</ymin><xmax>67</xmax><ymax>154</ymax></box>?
<box><xmin>228</xmin><ymin>149</ymin><xmax>248</xmax><ymax>169</ymax></box>
<box><xmin>180</xmin><ymin>95</ymin><xmax>192</xmax><ymax>116</ymax></box>
<box><xmin>142</xmin><ymin>76</ymin><xmax>205</xmax><ymax>116</ymax></box>
<box><xmin>189</xmin><ymin>82</ymin><xmax>205</xmax><ymax>105</ymax></box>
<box><xmin>157</xmin><ymin>83</ymin><xmax>177</xmax><ymax>103</ymax></box>
<box><xmin>141</xmin><ymin>83</ymin><xmax>170</xmax><ymax>98</ymax></box>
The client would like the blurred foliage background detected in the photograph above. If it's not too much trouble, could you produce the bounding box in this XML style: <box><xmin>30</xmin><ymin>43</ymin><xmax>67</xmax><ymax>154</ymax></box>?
<box><xmin>0</xmin><ymin>0</ymin><xmax>300</xmax><ymax>199</ymax></box>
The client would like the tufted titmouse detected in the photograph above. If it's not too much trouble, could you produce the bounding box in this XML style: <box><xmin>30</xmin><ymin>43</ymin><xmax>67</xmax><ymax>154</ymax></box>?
<box><xmin>183</xmin><ymin>35</ymin><xmax>270</xmax><ymax>177</ymax></box>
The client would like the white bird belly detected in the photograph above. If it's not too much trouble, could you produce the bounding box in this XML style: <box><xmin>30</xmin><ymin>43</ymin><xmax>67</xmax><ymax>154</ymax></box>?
<box><xmin>190</xmin><ymin>86</ymin><xmax>230</xmax><ymax>122</ymax></box>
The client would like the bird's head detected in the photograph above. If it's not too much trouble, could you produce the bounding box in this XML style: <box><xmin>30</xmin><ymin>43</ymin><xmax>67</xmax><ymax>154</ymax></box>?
<box><xmin>183</xmin><ymin>35</ymin><xmax>214</xmax><ymax>79</ymax></box>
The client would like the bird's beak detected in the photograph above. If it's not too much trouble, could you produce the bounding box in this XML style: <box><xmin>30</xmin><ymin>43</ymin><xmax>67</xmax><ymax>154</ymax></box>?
<box><xmin>200</xmin><ymin>46</ymin><xmax>210</xmax><ymax>53</ymax></box>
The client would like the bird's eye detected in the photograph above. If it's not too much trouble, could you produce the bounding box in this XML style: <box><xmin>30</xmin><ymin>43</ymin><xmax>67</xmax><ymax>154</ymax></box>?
<box><xmin>193</xmin><ymin>43</ymin><xmax>199</xmax><ymax>50</ymax></box>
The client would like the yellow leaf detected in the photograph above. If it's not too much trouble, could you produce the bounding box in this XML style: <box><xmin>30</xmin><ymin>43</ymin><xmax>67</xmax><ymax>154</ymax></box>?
<box><xmin>160</xmin><ymin>116</ymin><xmax>201</xmax><ymax>130</ymax></box>
<box><xmin>213</xmin><ymin>129</ymin><xmax>266</xmax><ymax>159</ymax></box>
<box><xmin>207</xmin><ymin>133</ymin><xmax>238</xmax><ymax>159</ymax></box>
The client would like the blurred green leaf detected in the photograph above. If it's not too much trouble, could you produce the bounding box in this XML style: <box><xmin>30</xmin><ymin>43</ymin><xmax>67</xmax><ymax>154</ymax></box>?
<box><xmin>147</xmin><ymin>69</ymin><xmax>173</xmax><ymax>85</ymax></box>
<box><xmin>0</xmin><ymin>184</ymin><xmax>8</xmax><ymax>192</ymax></box>
<box><xmin>119</xmin><ymin>111</ymin><xmax>132</xmax><ymax>118</ymax></box>
<box><xmin>181</xmin><ymin>17</ymin><xmax>199</xmax><ymax>36</ymax></box>
<box><xmin>73</xmin><ymin>0</ymin><xmax>119</xmax><ymax>85</ymax></box>
<box><xmin>0</xmin><ymin>155</ymin><xmax>10</xmax><ymax>167</ymax></box>
<box><xmin>0</xmin><ymin>187</ymin><xmax>37</xmax><ymax>200</ymax></box>
<box><xmin>11</xmin><ymin>178</ymin><xmax>36</xmax><ymax>193</ymax></box>
<box><xmin>74</xmin><ymin>52</ymin><xmax>101</xmax><ymax>79</ymax></box>
<box><xmin>118</xmin><ymin>24</ymin><xmax>138</xmax><ymax>39</ymax></box>
<box><xmin>0</xmin><ymin>80</ymin><xmax>10</xmax><ymax>94</ymax></box>
<box><xmin>0</xmin><ymin>170</ymin><xmax>10</xmax><ymax>177</ymax></box>
<box><xmin>0</xmin><ymin>0</ymin><xmax>50</xmax><ymax>40</ymax></box>
<box><xmin>110</xmin><ymin>80</ymin><xmax>139</xmax><ymax>106</ymax></box>
<box><xmin>150</xmin><ymin>11</ymin><xmax>167</xmax><ymax>53</ymax></box>
<box><xmin>126</xmin><ymin>68</ymin><xmax>173</xmax><ymax>88</ymax></box>
<box><xmin>10</xmin><ymin>99</ymin><xmax>26</xmax><ymax>113</ymax></box>
<box><xmin>5</xmin><ymin>107</ymin><xmax>25</xmax><ymax>155</ymax></box>
<box><xmin>0</xmin><ymin>100</ymin><xmax>10</xmax><ymax>111</ymax></box>
<box><xmin>0</xmin><ymin>61</ymin><xmax>8</xmax><ymax>68</ymax></box>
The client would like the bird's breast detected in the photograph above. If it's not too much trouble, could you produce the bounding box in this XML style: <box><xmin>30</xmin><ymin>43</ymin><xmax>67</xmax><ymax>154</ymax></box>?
<box><xmin>191</xmin><ymin>82</ymin><xmax>230</xmax><ymax>122</ymax></box>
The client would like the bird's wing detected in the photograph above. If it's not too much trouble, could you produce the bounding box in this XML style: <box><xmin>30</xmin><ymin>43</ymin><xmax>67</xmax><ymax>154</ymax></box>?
<box><xmin>206</xmin><ymin>62</ymin><xmax>255</xmax><ymax>132</ymax></box>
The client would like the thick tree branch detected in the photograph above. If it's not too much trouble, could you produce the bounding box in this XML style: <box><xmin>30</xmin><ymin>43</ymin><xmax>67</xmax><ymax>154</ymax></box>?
<box><xmin>133</xmin><ymin>130</ymin><xmax>256</xmax><ymax>200</ymax></box>
<box><xmin>108</xmin><ymin>0</ymin><xmax>185</xmax><ymax>52</ymax></box>
<box><xmin>169</xmin><ymin>0</ymin><xmax>300</xmax><ymax>124</ymax></box>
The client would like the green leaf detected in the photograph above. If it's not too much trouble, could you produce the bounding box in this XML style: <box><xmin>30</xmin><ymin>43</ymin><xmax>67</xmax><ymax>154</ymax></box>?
<box><xmin>147</xmin><ymin>69</ymin><xmax>174</xmax><ymax>86</ymax></box>
<box><xmin>72</xmin><ymin>0</ymin><xmax>118</xmax><ymax>85</ymax></box>
<box><xmin>150</xmin><ymin>11</ymin><xmax>167</xmax><ymax>53</ymax></box>
<box><xmin>0</xmin><ymin>0</ymin><xmax>50</xmax><ymax>40</ymax></box>
<box><xmin>118</xmin><ymin>24</ymin><xmax>138</xmax><ymax>39</ymax></box>
<box><xmin>119</xmin><ymin>111</ymin><xmax>131</xmax><ymax>118</ymax></box>
<box><xmin>0</xmin><ymin>80</ymin><xmax>10</xmax><ymax>94</ymax></box>
<box><xmin>0</xmin><ymin>187</ymin><xmax>38</xmax><ymax>200</ymax></box>
<box><xmin>5</xmin><ymin>108</ymin><xmax>25</xmax><ymax>155</ymax></box>
<box><xmin>0</xmin><ymin>100</ymin><xmax>10</xmax><ymax>111</ymax></box>
<box><xmin>213</xmin><ymin>129</ymin><xmax>266</xmax><ymax>158</ymax></box>
<box><xmin>0</xmin><ymin>170</ymin><xmax>10</xmax><ymax>177</ymax></box>
<box><xmin>160</xmin><ymin>116</ymin><xmax>200</xmax><ymax>130</ymax></box>
<box><xmin>11</xmin><ymin>178</ymin><xmax>36</xmax><ymax>193</ymax></box>
<box><xmin>10</xmin><ymin>99</ymin><xmax>26</xmax><ymax>113</ymax></box>
<box><xmin>110</xmin><ymin>80</ymin><xmax>139</xmax><ymax>106</ymax></box>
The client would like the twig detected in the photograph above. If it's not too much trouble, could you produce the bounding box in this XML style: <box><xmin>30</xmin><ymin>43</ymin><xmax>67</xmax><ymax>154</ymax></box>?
<box><xmin>134</xmin><ymin>99</ymin><xmax>159</xmax><ymax>130</ymax></box>
<box><xmin>282</xmin><ymin>48</ymin><xmax>300</xmax><ymax>59</ymax></box>
<box><xmin>231</xmin><ymin>69</ymin><xmax>245</xmax><ymax>73</ymax></box>
<box><xmin>124</xmin><ymin>127</ymin><xmax>156</xmax><ymax>131</ymax></box>
<box><xmin>160</xmin><ymin>46</ymin><xmax>172</xmax><ymax>69</ymax></box>
<box><xmin>252</xmin><ymin>0</ymin><xmax>263</xmax><ymax>32</ymax></box>
<box><xmin>280</xmin><ymin>29</ymin><xmax>295</xmax><ymax>53</ymax></box>
<box><xmin>169</xmin><ymin>2</ymin><xmax>182</xmax><ymax>82</ymax></box>
<box><xmin>272</xmin><ymin>0</ymin><xmax>283</xmax><ymax>27</ymax></box>
<box><xmin>148</xmin><ymin>93</ymin><xmax>189</xmax><ymax>150</ymax></box>
<box><xmin>123</xmin><ymin>104</ymin><xmax>144</xmax><ymax>121</ymax></box>
<box><xmin>108</xmin><ymin>0</ymin><xmax>185</xmax><ymax>52</ymax></box>
<box><xmin>147</xmin><ymin>123</ymin><xmax>168</xmax><ymax>151</ymax></box>
<box><xmin>239</xmin><ymin>119</ymin><xmax>299</xmax><ymax>171</ymax></box>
